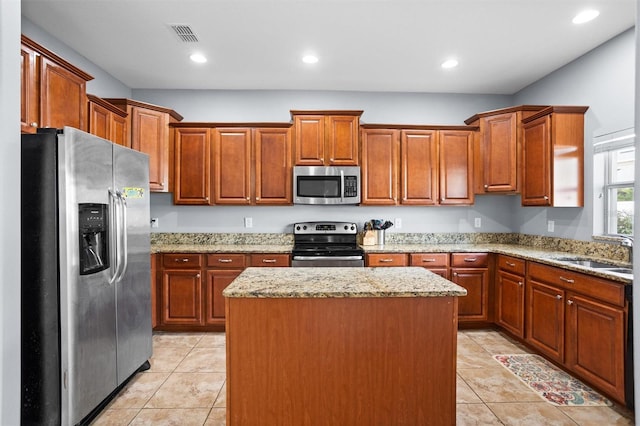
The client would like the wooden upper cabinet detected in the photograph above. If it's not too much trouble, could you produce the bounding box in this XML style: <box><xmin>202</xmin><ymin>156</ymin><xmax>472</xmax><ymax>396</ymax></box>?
<box><xmin>439</xmin><ymin>130</ymin><xmax>474</xmax><ymax>205</ymax></box>
<box><xmin>87</xmin><ymin>94</ymin><xmax>129</xmax><ymax>146</ymax></box>
<box><xmin>360</xmin><ymin>128</ymin><xmax>399</xmax><ymax>205</ymax></box>
<box><xmin>214</xmin><ymin>128</ymin><xmax>252</xmax><ymax>204</ymax></box>
<box><xmin>466</xmin><ymin>106</ymin><xmax>546</xmax><ymax>194</ymax></box>
<box><xmin>254</xmin><ymin>127</ymin><xmax>293</xmax><ymax>205</ymax></box>
<box><xmin>292</xmin><ymin>111</ymin><xmax>362</xmax><ymax>165</ymax></box>
<box><xmin>21</xmin><ymin>35</ymin><xmax>94</xmax><ymax>134</ymax></box>
<box><xmin>105</xmin><ymin>98</ymin><xmax>183</xmax><ymax>193</ymax></box>
<box><xmin>521</xmin><ymin>106</ymin><xmax>588</xmax><ymax>207</ymax></box>
<box><xmin>174</xmin><ymin>127</ymin><xmax>212</xmax><ymax>205</ymax></box>
<box><xmin>401</xmin><ymin>130</ymin><xmax>438</xmax><ymax>205</ymax></box>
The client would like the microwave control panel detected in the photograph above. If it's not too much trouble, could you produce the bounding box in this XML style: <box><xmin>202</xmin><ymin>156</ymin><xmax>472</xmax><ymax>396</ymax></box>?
<box><xmin>344</xmin><ymin>176</ymin><xmax>358</xmax><ymax>197</ymax></box>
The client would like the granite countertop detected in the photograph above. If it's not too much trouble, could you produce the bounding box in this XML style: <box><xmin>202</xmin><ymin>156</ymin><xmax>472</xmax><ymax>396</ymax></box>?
<box><xmin>151</xmin><ymin>244</ymin><xmax>293</xmax><ymax>254</ymax></box>
<box><xmin>223</xmin><ymin>267</ymin><xmax>467</xmax><ymax>298</ymax></box>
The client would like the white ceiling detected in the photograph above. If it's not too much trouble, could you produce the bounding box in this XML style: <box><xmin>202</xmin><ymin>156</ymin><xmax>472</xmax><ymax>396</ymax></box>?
<box><xmin>21</xmin><ymin>0</ymin><xmax>636</xmax><ymax>94</ymax></box>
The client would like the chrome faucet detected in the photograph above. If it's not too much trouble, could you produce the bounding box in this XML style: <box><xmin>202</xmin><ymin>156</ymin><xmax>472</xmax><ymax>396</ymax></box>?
<box><xmin>620</xmin><ymin>237</ymin><xmax>633</xmax><ymax>262</ymax></box>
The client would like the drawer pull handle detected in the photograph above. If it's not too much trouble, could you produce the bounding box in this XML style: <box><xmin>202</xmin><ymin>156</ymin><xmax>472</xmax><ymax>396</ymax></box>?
<box><xmin>464</xmin><ymin>258</ymin><xmax>477</xmax><ymax>262</ymax></box>
<box><xmin>506</xmin><ymin>261</ymin><xmax>516</xmax><ymax>267</ymax></box>
<box><xmin>559</xmin><ymin>276</ymin><xmax>574</xmax><ymax>284</ymax></box>
<box><xmin>379</xmin><ymin>259</ymin><xmax>394</xmax><ymax>263</ymax></box>
<box><xmin>176</xmin><ymin>258</ymin><xmax>189</xmax><ymax>262</ymax></box>
<box><xmin>262</xmin><ymin>259</ymin><xmax>277</xmax><ymax>263</ymax></box>
<box><xmin>556</xmin><ymin>294</ymin><xmax>563</xmax><ymax>300</ymax></box>
<box><xmin>218</xmin><ymin>259</ymin><xmax>233</xmax><ymax>263</ymax></box>
<box><xmin>422</xmin><ymin>258</ymin><xmax>437</xmax><ymax>263</ymax></box>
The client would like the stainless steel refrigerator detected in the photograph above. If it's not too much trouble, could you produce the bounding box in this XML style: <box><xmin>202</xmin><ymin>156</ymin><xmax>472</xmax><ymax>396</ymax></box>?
<box><xmin>21</xmin><ymin>127</ymin><xmax>152</xmax><ymax>425</ymax></box>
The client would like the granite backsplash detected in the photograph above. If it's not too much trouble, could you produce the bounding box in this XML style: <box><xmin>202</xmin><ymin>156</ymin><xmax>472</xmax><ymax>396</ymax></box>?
<box><xmin>151</xmin><ymin>232</ymin><xmax>631</xmax><ymax>262</ymax></box>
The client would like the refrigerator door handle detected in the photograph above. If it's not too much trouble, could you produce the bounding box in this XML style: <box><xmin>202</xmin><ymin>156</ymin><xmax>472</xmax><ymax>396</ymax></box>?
<box><xmin>115</xmin><ymin>192</ymin><xmax>128</xmax><ymax>282</ymax></box>
<box><xmin>108</xmin><ymin>189</ymin><xmax>119</xmax><ymax>284</ymax></box>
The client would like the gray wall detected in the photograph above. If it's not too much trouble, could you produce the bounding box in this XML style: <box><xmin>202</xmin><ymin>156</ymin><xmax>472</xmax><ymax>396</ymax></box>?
<box><xmin>512</xmin><ymin>28</ymin><xmax>636</xmax><ymax>241</ymax></box>
<box><xmin>2</xmin><ymin>1</ymin><xmax>21</xmax><ymax>424</ymax></box>
<box><xmin>21</xmin><ymin>17</ymin><xmax>131</xmax><ymax>98</ymax></box>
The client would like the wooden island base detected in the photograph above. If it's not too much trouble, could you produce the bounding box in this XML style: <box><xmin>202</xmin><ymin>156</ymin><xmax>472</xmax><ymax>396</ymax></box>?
<box><xmin>226</xmin><ymin>296</ymin><xmax>458</xmax><ymax>425</ymax></box>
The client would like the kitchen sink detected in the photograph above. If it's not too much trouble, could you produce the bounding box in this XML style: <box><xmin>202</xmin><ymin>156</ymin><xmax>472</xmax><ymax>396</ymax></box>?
<box><xmin>556</xmin><ymin>258</ymin><xmax>633</xmax><ymax>275</ymax></box>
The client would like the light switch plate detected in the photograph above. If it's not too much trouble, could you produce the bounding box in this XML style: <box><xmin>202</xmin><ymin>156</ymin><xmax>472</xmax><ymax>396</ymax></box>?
<box><xmin>395</xmin><ymin>218</ymin><xmax>402</xmax><ymax>229</ymax></box>
<box><xmin>474</xmin><ymin>217</ymin><xmax>481</xmax><ymax>228</ymax></box>
<box><xmin>150</xmin><ymin>218</ymin><xmax>159</xmax><ymax>228</ymax></box>
<box><xmin>547</xmin><ymin>220</ymin><xmax>555</xmax><ymax>232</ymax></box>
<box><xmin>244</xmin><ymin>217</ymin><xmax>253</xmax><ymax>228</ymax></box>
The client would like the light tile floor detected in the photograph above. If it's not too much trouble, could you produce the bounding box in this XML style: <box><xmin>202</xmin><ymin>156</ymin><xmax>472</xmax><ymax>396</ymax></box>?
<box><xmin>92</xmin><ymin>329</ymin><xmax>635</xmax><ymax>425</ymax></box>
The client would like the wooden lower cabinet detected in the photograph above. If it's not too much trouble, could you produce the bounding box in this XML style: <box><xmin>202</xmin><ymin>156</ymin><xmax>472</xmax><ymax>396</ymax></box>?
<box><xmin>162</xmin><ymin>268</ymin><xmax>203</xmax><ymax>326</ymax></box>
<box><xmin>156</xmin><ymin>252</ymin><xmax>290</xmax><ymax>331</ymax></box>
<box><xmin>565</xmin><ymin>292</ymin><xmax>626</xmax><ymax>403</ymax></box>
<box><xmin>410</xmin><ymin>253</ymin><xmax>449</xmax><ymax>279</ymax></box>
<box><xmin>496</xmin><ymin>255</ymin><xmax>526</xmax><ymax>338</ymax></box>
<box><xmin>450</xmin><ymin>253</ymin><xmax>490</xmax><ymax>323</ymax></box>
<box><xmin>526</xmin><ymin>261</ymin><xmax>628</xmax><ymax>405</ymax></box>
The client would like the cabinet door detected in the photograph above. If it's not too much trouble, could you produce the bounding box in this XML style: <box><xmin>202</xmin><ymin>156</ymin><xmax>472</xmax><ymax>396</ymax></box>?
<box><xmin>526</xmin><ymin>280</ymin><xmax>565</xmax><ymax>362</ymax></box>
<box><xmin>174</xmin><ymin>128</ymin><xmax>212</xmax><ymax>205</ymax></box>
<box><xmin>40</xmin><ymin>56</ymin><xmax>88</xmax><ymax>131</ymax></box>
<box><xmin>111</xmin><ymin>113</ymin><xmax>129</xmax><ymax>147</ymax></box>
<box><xmin>214</xmin><ymin>128</ymin><xmax>252</xmax><ymax>204</ymax></box>
<box><xmin>401</xmin><ymin>130</ymin><xmax>438</xmax><ymax>205</ymax></box>
<box><xmin>131</xmin><ymin>107</ymin><xmax>169</xmax><ymax>192</ymax></box>
<box><xmin>439</xmin><ymin>130</ymin><xmax>474</xmax><ymax>205</ymax></box>
<box><xmin>522</xmin><ymin>115</ymin><xmax>552</xmax><ymax>206</ymax></box>
<box><xmin>206</xmin><ymin>269</ymin><xmax>243</xmax><ymax>323</ymax></box>
<box><xmin>566</xmin><ymin>293</ymin><xmax>626</xmax><ymax>403</ymax></box>
<box><xmin>481</xmin><ymin>113</ymin><xmax>518</xmax><ymax>192</ymax></box>
<box><xmin>326</xmin><ymin>115</ymin><xmax>359</xmax><ymax>165</ymax></box>
<box><xmin>361</xmin><ymin>129</ymin><xmax>399</xmax><ymax>205</ymax></box>
<box><xmin>496</xmin><ymin>270</ymin><xmax>525</xmax><ymax>338</ymax></box>
<box><xmin>88</xmin><ymin>100</ymin><xmax>111</xmax><ymax>141</ymax></box>
<box><xmin>161</xmin><ymin>269</ymin><xmax>203</xmax><ymax>325</ymax></box>
<box><xmin>294</xmin><ymin>115</ymin><xmax>325</xmax><ymax>165</ymax></box>
<box><xmin>451</xmin><ymin>268</ymin><xmax>489</xmax><ymax>321</ymax></box>
<box><xmin>255</xmin><ymin>127</ymin><xmax>292</xmax><ymax>205</ymax></box>
<box><xmin>21</xmin><ymin>44</ymin><xmax>40</xmax><ymax>134</ymax></box>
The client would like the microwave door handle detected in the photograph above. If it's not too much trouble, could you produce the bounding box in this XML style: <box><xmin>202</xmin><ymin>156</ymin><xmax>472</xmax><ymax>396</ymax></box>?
<box><xmin>340</xmin><ymin>170</ymin><xmax>344</xmax><ymax>203</ymax></box>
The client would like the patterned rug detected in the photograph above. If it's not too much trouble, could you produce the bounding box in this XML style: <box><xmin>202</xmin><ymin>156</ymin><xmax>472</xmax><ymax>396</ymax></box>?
<box><xmin>493</xmin><ymin>354</ymin><xmax>612</xmax><ymax>406</ymax></box>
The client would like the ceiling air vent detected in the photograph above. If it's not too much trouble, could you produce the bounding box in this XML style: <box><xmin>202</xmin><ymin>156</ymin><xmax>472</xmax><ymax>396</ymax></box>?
<box><xmin>170</xmin><ymin>24</ymin><xmax>199</xmax><ymax>42</ymax></box>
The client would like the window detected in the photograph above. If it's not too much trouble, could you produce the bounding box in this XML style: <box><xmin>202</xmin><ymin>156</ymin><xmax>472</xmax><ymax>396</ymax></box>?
<box><xmin>593</xmin><ymin>129</ymin><xmax>635</xmax><ymax>236</ymax></box>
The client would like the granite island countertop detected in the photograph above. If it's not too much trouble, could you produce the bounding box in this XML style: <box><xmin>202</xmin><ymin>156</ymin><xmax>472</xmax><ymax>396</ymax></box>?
<box><xmin>222</xmin><ymin>266</ymin><xmax>467</xmax><ymax>298</ymax></box>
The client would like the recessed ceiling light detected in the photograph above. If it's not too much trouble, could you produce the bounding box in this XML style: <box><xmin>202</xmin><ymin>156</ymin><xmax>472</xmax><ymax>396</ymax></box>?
<box><xmin>302</xmin><ymin>55</ymin><xmax>319</xmax><ymax>64</ymax></box>
<box><xmin>572</xmin><ymin>9</ymin><xmax>600</xmax><ymax>24</ymax></box>
<box><xmin>441</xmin><ymin>59</ymin><xmax>459</xmax><ymax>69</ymax></box>
<box><xmin>190</xmin><ymin>53</ymin><xmax>207</xmax><ymax>63</ymax></box>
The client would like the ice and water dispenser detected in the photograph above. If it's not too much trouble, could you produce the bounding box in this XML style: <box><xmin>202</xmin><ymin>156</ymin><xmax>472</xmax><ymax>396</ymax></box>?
<box><xmin>78</xmin><ymin>203</ymin><xmax>109</xmax><ymax>275</ymax></box>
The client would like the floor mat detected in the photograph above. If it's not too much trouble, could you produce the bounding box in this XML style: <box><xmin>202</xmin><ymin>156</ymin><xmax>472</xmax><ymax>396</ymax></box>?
<box><xmin>493</xmin><ymin>354</ymin><xmax>612</xmax><ymax>406</ymax></box>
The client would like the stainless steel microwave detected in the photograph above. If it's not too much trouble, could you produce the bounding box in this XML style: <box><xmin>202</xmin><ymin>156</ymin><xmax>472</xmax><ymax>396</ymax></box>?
<box><xmin>293</xmin><ymin>166</ymin><xmax>361</xmax><ymax>205</ymax></box>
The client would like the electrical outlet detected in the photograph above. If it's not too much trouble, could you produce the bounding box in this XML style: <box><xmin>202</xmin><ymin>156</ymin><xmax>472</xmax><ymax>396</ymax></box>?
<box><xmin>474</xmin><ymin>217</ymin><xmax>481</xmax><ymax>228</ymax></box>
<box><xmin>150</xmin><ymin>218</ymin><xmax>159</xmax><ymax>228</ymax></box>
<box><xmin>244</xmin><ymin>217</ymin><xmax>253</xmax><ymax>228</ymax></box>
<box><xmin>547</xmin><ymin>220</ymin><xmax>555</xmax><ymax>232</ymax></box>
<box><xmin>395</xmin><ymin>218</ymin><xmax>402</xmax><ymax>229</ymax></box>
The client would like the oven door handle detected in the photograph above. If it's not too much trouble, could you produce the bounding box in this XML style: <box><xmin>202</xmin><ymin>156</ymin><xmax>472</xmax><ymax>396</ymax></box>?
<box><xmin>340</xmin><ymin>170</ymin><xmax>345</xmax><ymax>203</ymax></box>
<box><xmin>292</xmin><ymin>255</ymin><xmax>364</xmax><ymax>261</ymax></box>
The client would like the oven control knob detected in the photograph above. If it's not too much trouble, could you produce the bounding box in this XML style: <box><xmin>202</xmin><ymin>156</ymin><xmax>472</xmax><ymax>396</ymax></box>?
<box><xmin>296</xmin><ymin>226</ymin><xmax>300</xmax><ymax>231</ymax></box>
<box><xmin>350</xmin><ymin>225</ymin><xmax>355</xmax><ymax>231</ymax></box>
<box><xmin>344</xmin><ymin>225</ymin><xmax>348</xmax><ymax>230</ymax></box>
<box><xmin>303</xmin><ymin>225</ymin><xmax>307</xmax><ymax>230</ymax></box>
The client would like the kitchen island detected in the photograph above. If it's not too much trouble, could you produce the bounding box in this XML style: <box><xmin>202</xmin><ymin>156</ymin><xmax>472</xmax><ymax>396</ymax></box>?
<box><xmin>223</xmin><ymin>267</ymin><xmax>467</xmax><ymax>425</ymax></box>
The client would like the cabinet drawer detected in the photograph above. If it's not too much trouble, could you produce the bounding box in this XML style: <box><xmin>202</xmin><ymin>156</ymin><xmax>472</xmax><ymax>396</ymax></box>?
<box><xmin>162</xmin><ymin>253</ymin><xmax>203</xmax><ymax>268</ymax></box>
<box><xmin>528</xmin><ymin>262</ymin><xmax>625</xmax><ymax>307</ymax></box>
<box><xmin>207</xmin><ymin>253</ymin><xmax>246</xmax><ymax>268</ymax></box>
<box><xmin>410</xmin><ymin>253</ymin><xmax>449</xmax><ymax>268</ymax></box>
<box><xmin>451</xmin><ymin>253</ymin><xmax>489</xmax><ymax>268</ymax></box>
<box><xmin>250</xmin><ymin>253</ymin><xmax>290</xmax><ymax>267</ymax></box>
<box><xmin>367</xmin><ymin>253</ymin><xmax>408</xmax><ymax>267</ymax></box>
<box><xmin>498</xmin><ymin>255</ymin><xmax>525</xmax><ymax>275</ymax></box>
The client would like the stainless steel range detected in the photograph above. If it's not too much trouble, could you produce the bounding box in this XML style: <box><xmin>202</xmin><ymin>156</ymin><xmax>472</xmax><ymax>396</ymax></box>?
<box><xmin>291</xmin><ymin>221</ymin><xmax>365</xmax><ymax>267</ymax></box>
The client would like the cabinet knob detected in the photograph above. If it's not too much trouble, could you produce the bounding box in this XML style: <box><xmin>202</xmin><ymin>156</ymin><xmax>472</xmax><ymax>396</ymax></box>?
<box><xmin>543</xmin><ymin>196</ymin><xmax>549</xmax><ymax>200</ymax></box>
<box><xmin>205</xmin><ymin>197</ymin><xmax>209</xmax><ymax>201</ymax></box>
<box><xmin>196</xmin><ymin>273</ymin><xmax>200</xmax><ymax>278</ymax></box>
<box><xmin>484</xmin><ymin>184</ymin><xmax>488</xmax><ymax>189</ymax></box>
<box><xmin>30</xmin><ymin>122</ymin><xmax>38</xmax><ymax>127</ymax></box>
<box><xmin>556</xmin><ymin>294</ymin><xmax>563</xmax><ymax>300</ymax></box>
<box><xmin>453</xmin><ymin>272</ymin><xmax>458</xmax><ymax>277</ymax></box>
<box><xmin>518</xmin><ymin>281</ymin><xmax>523</xmax><ymax>286</ymax></box>
<box><xmin>567</xmin><ymin>300</ymin><xmax>574</xmax><ymax>305</ymax></box>
<box><xmin>246</xmin><ymin>197</ymin><xmax>250</xmax><ymax>201</ymax></box>
<box><xmin>256</xmin><ymin>197</ymin><xmax>260</xmax><ymax>200</ymax></box>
